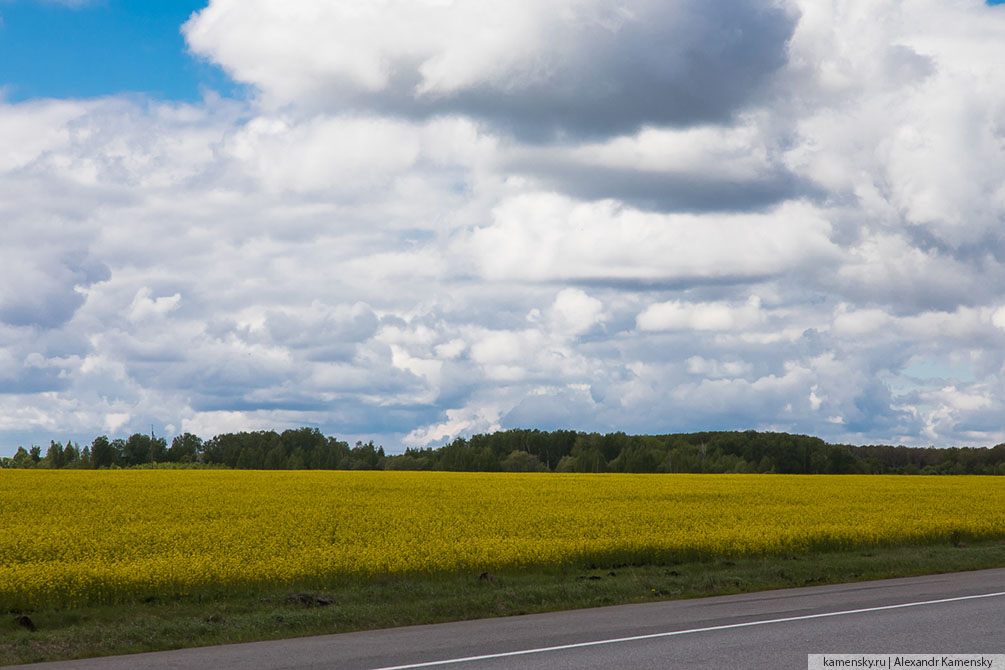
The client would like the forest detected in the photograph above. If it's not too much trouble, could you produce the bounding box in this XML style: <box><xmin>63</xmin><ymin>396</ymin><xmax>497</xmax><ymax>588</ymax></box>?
<box><xmin>2</xmin><ymin>427</ymin><xmax>1005</xmax><ymax>475</ymax></box>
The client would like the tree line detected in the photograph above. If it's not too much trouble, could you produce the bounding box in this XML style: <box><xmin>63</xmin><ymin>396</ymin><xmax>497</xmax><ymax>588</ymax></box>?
<box><xmin>2</xmin><ymin>427</ymin><xmax>1004</xmax><ymax>475</ymax></box>
<box><xmin>0</xmin><ymin>428</ymin><xmax>383</xmax><ymax>471</ymax></box>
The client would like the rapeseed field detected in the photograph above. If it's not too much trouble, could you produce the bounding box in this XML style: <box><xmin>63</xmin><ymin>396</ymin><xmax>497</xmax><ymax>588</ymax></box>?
<box><xmin>2</xmin><ymin>471</ymin><xmax>1002</xmax><ymax>609</ymax></box>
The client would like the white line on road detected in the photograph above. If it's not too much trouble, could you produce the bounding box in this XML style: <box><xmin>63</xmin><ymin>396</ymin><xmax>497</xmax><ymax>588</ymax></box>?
<box><xmin>370</xmin><ymin>591</ymin><xmax>1005</xmax><ymax>670</ymax></box>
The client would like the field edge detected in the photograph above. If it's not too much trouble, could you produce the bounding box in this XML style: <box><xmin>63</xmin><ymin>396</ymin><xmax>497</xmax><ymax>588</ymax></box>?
<box><xmin>3</xmin><ymin>538</ymin><xmax>1004</xmax><ymax>666</ymax></box>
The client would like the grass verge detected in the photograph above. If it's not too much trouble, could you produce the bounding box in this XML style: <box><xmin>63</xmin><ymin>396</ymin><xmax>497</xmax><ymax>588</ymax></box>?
<box><xmin>3</xmin><ymin>539</ymin><xmax>1004</xmax><ymax>666</ymax></box>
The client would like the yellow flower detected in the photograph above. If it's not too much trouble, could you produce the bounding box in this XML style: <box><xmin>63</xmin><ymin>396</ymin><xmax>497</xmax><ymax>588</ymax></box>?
<box><xmin>1</xmin><ymin>470</ymin><xmax>1002</xmax><ymax>609</ymax></box>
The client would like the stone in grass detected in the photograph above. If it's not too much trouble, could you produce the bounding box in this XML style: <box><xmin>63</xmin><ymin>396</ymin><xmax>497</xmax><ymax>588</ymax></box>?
<box><xmin>15</xmin><ymin>614</ymin><xmax>37</xmax><ymax>632</ymax></box>
<box><xmin>285</xmin><ymin>593</ymin><xmax>335</xmax><ymax>607</ymax></box>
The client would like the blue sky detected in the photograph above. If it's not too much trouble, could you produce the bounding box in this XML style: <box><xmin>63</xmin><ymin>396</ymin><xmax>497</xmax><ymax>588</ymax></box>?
<box><xmin>0</xmin><ymin>1</ymin><xmax>235</xmax><ymax>101</ymax></box>
<box><xmin>2</xmin><ymin>0</ymin><xmax>1005</xmax><ymax>455</ymax></box>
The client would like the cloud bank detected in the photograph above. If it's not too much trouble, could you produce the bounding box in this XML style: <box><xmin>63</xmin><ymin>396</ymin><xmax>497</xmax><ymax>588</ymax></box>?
<box><xmin>2</xmin><ymin>0</ymin><xmax>1005</xmax><ymax>454</ymax></box>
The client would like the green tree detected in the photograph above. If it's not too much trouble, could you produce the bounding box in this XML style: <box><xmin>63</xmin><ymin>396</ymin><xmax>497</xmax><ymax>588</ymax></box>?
<box><xmin>45</xmin><ymin>440</ymin><xmax>66</xmax><ymax>468</ymax></box>
<box><xmin>90</xmin><ymin>436</ymin><xmax>118</xmax><ymax>468</ymax></box>
<box><xmin>236</xmin><ymin>447</ymin><xmax>263</xmax><ymax>469</ymax></box>
<box><xmin>123</xmin><ymin>433</ymin><xmax>152</xmax><ymax>466</ymax></box>
<box><xmin>287</xmin><ymin>448</ymin><xmax>307</xmax><ymax>470</ymax></box>
<box><xmin>501</xmin><ymin>450</ymin><xmax>547</xmax><ymax>472</ymax></box>
<box><xmin>62</xmin><ymin>441</ymin><xmax>80</xmax><ymax>467</ymax></box>
<box><xmin>77</xmin><ymin>445</ymin><xmax>92</xmax><ymax>468</ymax></box>
<box><xmin>347</xmin><ymin>441</ymin><xmax>385</xmax><ymax>470</ymax></box>
<box><xmin>11</xmin><ymin>446</ymin><xmax>33</xmax><ymax>468</ymax></box>
<box><xmin>168</xmin><ymin>433</ymin><xmax>203</xmax><ymax>463</ymax></box>
<box><xmin>264</xmin><ymin>446</ymin><xmax>286</xmax><ymax>469</ymax></box>
<box><xmin>569</xmin><ymin>434</ymin><xmax>607</xmax><ymax>473</ymax></box>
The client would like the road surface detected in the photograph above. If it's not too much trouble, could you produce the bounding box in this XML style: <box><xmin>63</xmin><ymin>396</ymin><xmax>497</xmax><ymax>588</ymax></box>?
<box><xmin>7</xmin><ymin>568</ymin><xmax>1004</xmax><ymax>670</ymax></box>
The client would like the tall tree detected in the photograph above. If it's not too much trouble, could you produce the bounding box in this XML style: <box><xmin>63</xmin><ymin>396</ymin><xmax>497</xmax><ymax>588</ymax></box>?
<box><xmin>123</xmin><ymin>433</ymin><xmax>152</xmax><ymax>466</ymax></box>
<box><xmin>90</xmin><ymin>436</ymin><xmax>117</xmax><ymax>468</ymax></box>
<box><xmin>168</xmin><ymin>433</ymin><xmax>203</xmax><ymax>463</ymax></box>
<box><xmin>46</xmin><ymin>440</ymin><xmax>65</xmax><ymax>468</ymax></box>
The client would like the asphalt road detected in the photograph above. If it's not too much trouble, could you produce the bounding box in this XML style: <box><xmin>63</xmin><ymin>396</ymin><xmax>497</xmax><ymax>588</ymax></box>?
<box><xmin>7</xmin><ymin>568</ymin><xmax>1004</xmax><ymax>670</ymax></box>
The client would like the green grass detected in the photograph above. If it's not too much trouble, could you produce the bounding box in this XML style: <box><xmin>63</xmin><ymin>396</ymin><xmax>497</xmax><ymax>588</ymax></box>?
<box><xmin>3</xmin><ymin>539</ymin><xmax>1004</xmax><ymax>666</ymax></box>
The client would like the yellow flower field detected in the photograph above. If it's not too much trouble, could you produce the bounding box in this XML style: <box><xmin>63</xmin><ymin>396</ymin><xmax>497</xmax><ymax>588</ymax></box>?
<box><xmin>1</xmin><ymin>470</ymin><xmax>1003</xmax><ymax>609</ymax></box>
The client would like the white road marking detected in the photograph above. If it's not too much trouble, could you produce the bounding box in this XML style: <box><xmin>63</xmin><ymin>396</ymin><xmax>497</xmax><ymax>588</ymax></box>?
<box><xmin>370</xmin><ymin>591</ymin><xmax>1005</xmax><ymax>670</ymax></box>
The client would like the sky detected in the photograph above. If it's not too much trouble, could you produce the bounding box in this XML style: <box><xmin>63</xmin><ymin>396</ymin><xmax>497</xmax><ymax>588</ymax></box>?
<box><xmin>1</xmin><ymin>0</ymin><xmax>1005</xmax><ymax>456</ymax></box>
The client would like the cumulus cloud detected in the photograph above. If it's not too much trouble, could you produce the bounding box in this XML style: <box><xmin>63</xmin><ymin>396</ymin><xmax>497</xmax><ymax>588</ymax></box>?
<box><xmin>183</xmin><ymin>0</ymin><xmax>796</xmax><ymax>139</ymax></box>
<box><xmin>638</xmin><ymin>296</ymin><xmax>765</xmax><ymax>332</ymax></box>
<box><xmin>457</xmin><ymin>194</ymin><xmax>840</xmax><ymax>285</ymax></box>
<box><xmin>0</xmin><ymin>229</ymin><xmax>109</xmax><ymax>329</ymax></box>
<box><xmin>549</xmin><ymin>288</ymin><xmax>605</xmax><ymax>337</ymax></box>
<box><xmin>785</xmin><ymin>0</ymin><xmax>1005</xmax><ymax>256</ymax></box>
<box><xmin>224</xmin><ymin>116</ymin><xmax>422</xmax><ymax>194</ymax></box>
<box><xmin>4</xmin><ymin>0</ymin><xmax>1005</xmax><ymax>455</ymax></box>
<box><xmin>505</xmin><ymin>119</ymin><xmax>817</xmax><ymax>212</ymax></box>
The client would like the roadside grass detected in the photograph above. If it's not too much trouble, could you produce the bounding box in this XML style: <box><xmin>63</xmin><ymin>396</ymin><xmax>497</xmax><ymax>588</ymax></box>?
<box><xmin>3</xmin><ymin>539</ymin><xmax>1004</xmax><ymax>666</ymax></box>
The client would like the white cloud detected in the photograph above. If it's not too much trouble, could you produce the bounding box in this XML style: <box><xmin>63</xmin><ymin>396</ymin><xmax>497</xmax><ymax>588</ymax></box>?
<box><xmin>4</xmin><ymin>0</ymin><xmax>1005</xmax><ymax>455</ymax></box>
<box><xmin>404</xmin><ymin>404</ymin><xmax>502</xmax><ymax>447</ymax></box>
<box><xmin>686</xmin><ymin>357</ymin><xmax>753</xmax><ymax>379</ymax></box>
<box><xmin>830</xmin><ymin>304</ymin><xmax>891</xmax><ymax>337</ymax></box>
<box><xmin>785</xmin><ymin>0</ymin><xmax>1005</xmax><ymax>251</ymax></box>
<box><xmin>224</xmin><ymin>115</ymin><xmax>422</xmax><ymax>193</ymax></box>
<box><xmin>104</xmin><ymin>412</ymin><xmax>130</xmax><ymax>434</ymax></box>
<box><xmin>460</xmin><ymin>194</ymin><xmax>839</xmax><ymax>283</ymax></box>
<box><xmin>469</xmin><ymin>329</ymin><xmax>546</xmax><ymax>382</ymax></box>
<box><xmin>128</xmin><ymin>288</ymin><xmax>181</xmax><ymax>322</ymax></box>
<box><xmin>0</xmin><ymin>100</ymin><xmax>91</xmax><ymax>172</ymax></box>
<box><xmin>993</xmin><ymin>308</ymin><xmax>1005</xmax><ymax>331</ymax></box>
<box><xmin>183</xmin><ymin>0</ymin><xmax>795</xmax><ymax>137</ymax></box>
<box><xmin>549</xmin><ymin>288</ymin><xmax>605</xmax><ymax>337</ymax></box>
<box><xmin>638</xmin><ymin>297</ymin><xmax>764</xmax><ymax>332</ymax></box>
<box><xmin>556</xmin><ymin>123</ymin><xmax>776</xmax><ymax>179</ymax></box>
